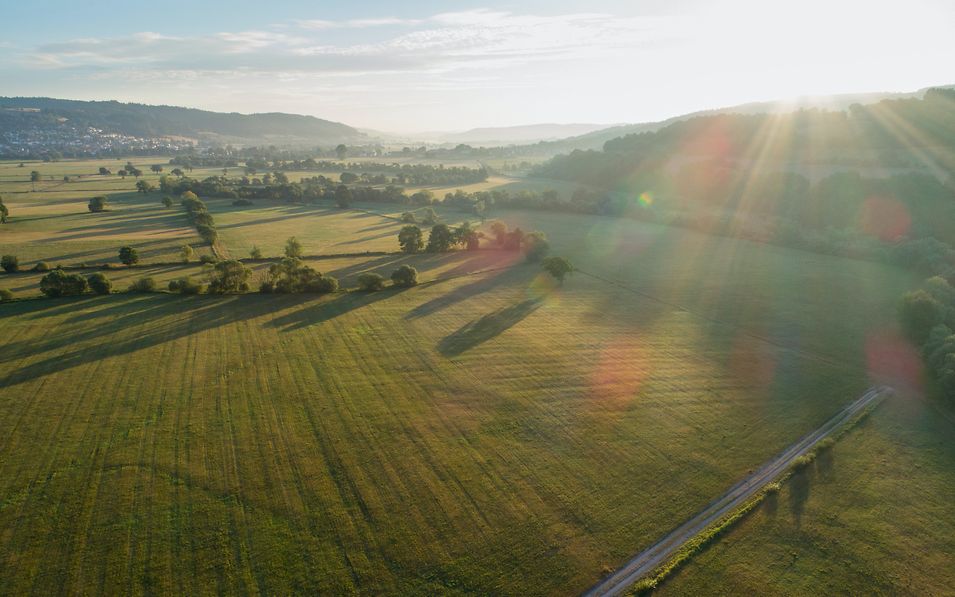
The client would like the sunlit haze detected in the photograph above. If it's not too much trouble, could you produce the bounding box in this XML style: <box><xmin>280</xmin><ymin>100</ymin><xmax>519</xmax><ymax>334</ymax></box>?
<box><xmin>1</xmin><ymin>0</ymin><xmax>952</xmax><ymax>131</ymax></box>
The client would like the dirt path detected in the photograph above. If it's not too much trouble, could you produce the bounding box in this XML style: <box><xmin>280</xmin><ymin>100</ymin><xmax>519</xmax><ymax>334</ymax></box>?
<box><xmin>584</xmin><ymin>385</ymin><xmax>891</xmax><ymax>597</ymax></box>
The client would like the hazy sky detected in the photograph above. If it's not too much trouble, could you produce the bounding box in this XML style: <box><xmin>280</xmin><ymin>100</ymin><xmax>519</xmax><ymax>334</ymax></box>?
<box><xmin>1</xmin><ymin>0</ymin><xmax>953</xmax><ymax>132</ymax></box>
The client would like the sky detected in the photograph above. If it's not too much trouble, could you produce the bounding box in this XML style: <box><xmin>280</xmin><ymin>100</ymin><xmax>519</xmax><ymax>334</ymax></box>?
<box><xmin>1</xmin><ymin>0</ymin><xmax>953</xmax><ymax>133</ymax></box>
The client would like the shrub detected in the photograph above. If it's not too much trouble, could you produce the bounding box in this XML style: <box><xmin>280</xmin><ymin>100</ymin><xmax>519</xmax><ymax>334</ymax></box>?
<box><xmin>390</xmin><ymin>265</ymin><xmax>418</xmax><ymax>287</ymax></box>
<box><xmin>40</xmin><ymin>269</ymin><xmax>89</xmax><ymax>297</ymax></box>
<box><xmin>357</xmin><ymin>272</ymin><xmax>386</xmax><ymax>291</ymax></box>
<box><xmin>400</xmin><ymin>212</ymin><xmax>417</xmax><ymax>223</ymax></box>
<box><xmin>88</xmin><ymin>196</ymin><xmax>109</xmax><ymax>212</ymax></box>
<box><xmin>179</xmin><ymin>245</ymin><xmax>195</xmax><ymax>263</ymax></box>
<box><xmin>86</xmin><ymin>272</ymin><xmax>112</xmax><ymax>294</ymax></box>
<box><xmin>0</xmin><ymin>288</ymin><xmax>12</xmax><ymax>302</ymax></box>
<box><xmin>792</xmin><ymin>453</ymin><xmax>816</xmax><ymax>470</ymax></box>
<box><xmin>33</xmin><ymin>261</ymin><xmax>50</xmax><ymax>272</ymax></box>
<box><xmin>249</xmin><ymin>245</ymin><xmax>263</xmax><ymax>259</ymax></box>
<box><xmin>1</xmin><ymin>254</ymin><xmax>17</xmax><ymax>273</ymax></box>
<box><xmin>118</xmin><ymin>246</ymin><xmax>139</xmax><ymax>266</ymax></box>
<box><xmin>129</xmin><ymin>277</ymin><xmax>157</xmax><ymax>293</ymax></box>
<box><xmin>161</xmin><ymin>196</ymin><xmax>174</xmax><ymax>208</ymax></box>
<box><xmin>259</xmin><ymin>280</ymin><xmax>275</xmax><ymax>293</ymax></box>
<box><xmin>199</xmin><ymin>254</ymin><xmax>218</xmax><ymax>264</ymax></box>
<box><xmin>305</xmin><ymin>275</ymin><xmax>338</xmax><ymax>294</ymax></box>
<box><xmin>169</xmin><ymin>276</ymin><xmax>202</xmax><ymax>294</ymax></box>
<box><xmin>764</xmin><ymin>482</ymin><xmax>781</xmax><ymax>495</ymax></box>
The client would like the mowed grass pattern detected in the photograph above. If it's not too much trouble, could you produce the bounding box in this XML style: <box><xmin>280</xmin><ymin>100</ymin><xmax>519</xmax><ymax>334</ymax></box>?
<box><xmin>0</xmin><ymin>256</ymin><xmax>879</xmax><ymax>594</ymax></box>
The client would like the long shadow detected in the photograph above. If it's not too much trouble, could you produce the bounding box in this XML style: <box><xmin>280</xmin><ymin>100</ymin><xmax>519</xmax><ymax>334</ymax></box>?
<box><xmin>266</xmin><ymin>287</ymin><xmax>410</xmax><ymax>332</ymax></box>
<box><xmin>437</xmin><ymin>298</ymin><xmax>542</xmax><ymax>356</ymax></box>
<box><xmin>0</xmin><ymin>294</ymin><xmax>306</xmax><ymax>389</ymax></box>
<box><xmin>788</xmin><ymin>466</ymin><xmax>812</xmax><ymax>527</ymax></box>
<box><xmin>405</xmin><ymin>264</ymin><xmax>523</xmax><ymax>320</ymax></box>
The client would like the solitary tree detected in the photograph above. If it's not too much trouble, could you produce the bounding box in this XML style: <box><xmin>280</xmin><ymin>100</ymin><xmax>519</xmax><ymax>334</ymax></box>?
<box><xmin>1</xmin><ymin>255</ymin><xmax>18</xmax><ymax>273</ymax></box>
<box><xmin>542</xmin><ymin>256</ymin><xmax>573</xmax><ymax>284</ymax></box>
<box><xmin>98</xmin><ymin>167</ymin><xmax>111</xmax><ymax>176</ymax></box>
<box><xmin>86</xmin><ymin>272</ymin><xmax>113</xmax><ymax>294</ymax></box>
<box><xmin>335</xmin><ymin>144</ymin><xmax>348</xmax><ymax>160</ymax></box>
<box><xmin>426</xmin><ymin>224</ymin><xmax>454</xmax><ymax>253</ymax></box>
<box><xmin>88</xmin><ymin>196</ymin><xmax>109</xmax><ymax>212</ymax></box>
<box><xmin>284</xmin><ymin>236</ymin><xmax>303</xmax><ymax>259</ymax></box>
<box><xmin>30</xmin><ymin>170</ymin><xmax>41</xmax><ymax>191</ymax></box>
<box><xmin>249</xmin><ymin>245</ymin><xmax>263</xmax><ymax>259</ymax></box>
<box><xmin>0</xmin><ymin>196</ymin><xmax>8</xmax><ymax>223</ymax></box>
<box><xmin>207</xmin><ymin>260</ymin><xmax>252</xmax><ymax>294</ymax></box>
<box><xmin>390</xmin><ymin>265</ymin><xmax>418</xmax><ymax>287</ymax></box>
<box><xmin>179</xmin><ymin>244</ymin><xmax>195</xmax><ymax>263</ymax></box>
<box><xmin>151</xmin><ymin>165</ymin><xmax>163</xmax><ymax>173</ymax></box>
<box><xmin>398</xmin><ymin>225</ymin><xmax>424</xmax><ymax>254</ymax></box>
<box><xmin>118</xmin><ymin>246</ymin><xmax>139</xmax><ymax>266</ymax></box>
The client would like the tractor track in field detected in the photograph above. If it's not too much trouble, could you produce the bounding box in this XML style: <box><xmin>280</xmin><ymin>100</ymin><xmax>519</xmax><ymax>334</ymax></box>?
<box><xmin>583</xmin><ymin>385</ymin><xmax>891</xmax><ymax>597</ymax></box>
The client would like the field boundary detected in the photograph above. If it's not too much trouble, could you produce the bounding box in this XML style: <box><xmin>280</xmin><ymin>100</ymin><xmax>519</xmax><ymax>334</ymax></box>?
<box><xmin>584</xmin><ymin>386</ymin><xmax>890</xmax><ymax>597</ymax></box>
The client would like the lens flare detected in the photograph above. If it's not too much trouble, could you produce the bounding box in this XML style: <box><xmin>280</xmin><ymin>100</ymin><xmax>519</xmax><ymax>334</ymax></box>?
<box><xmin>859</xmin><ymin>196</ymin><xmax>911</xmax><ymax>242</ymax></box>
<box><xmin>638</xmin><ymin>191</ymin><xmax>653</xmax><ymax>207</ymax></box>
<box><xmin>588</xmin><ymin>338</ymin><xmax>649</xmax><ymax>410</ymax></box>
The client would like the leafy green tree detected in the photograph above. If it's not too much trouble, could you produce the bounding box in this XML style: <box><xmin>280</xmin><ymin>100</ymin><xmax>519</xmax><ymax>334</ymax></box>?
<box><xmin>335</xmin><ymin>144</ymin><xmax>348</xmax><ymax>160</ymax></box>
<box><xmin>454</xmin><ymin>221</ymin><xmax>481</xmax><ymax>250</ymax></box>
<box><xmin>335</xmin><ymin>185</ymin><xmax>352</xmax><ymax>208</ymax></box>
<box><xmin>1</xmin><ymin>255</ymin><xmax>18</xmax><ymax>273</ymax></box>
<box><xmin>136</xmin><ymin>180</ymin><xmax>155</xmax><ymax>194</ymax></box>
<box><xmin>180</xmin><ymin>245</ymin><xmax>195</xmax><ymax>263</ymax></box>
<box><xmin>161</xmin><ymin>196</ymin><xmax>174</xmax><ymax>208</ymax></box>
<box><xmin>151</xmin><ymin>165</ymin><xmax>163</xmax><ymax>173</ymax></box>
<box><xmin>118</xmin><ymin>246</ymin><xmax>139</xmax><ymax>266</ymax></box>
<box><xmin>426</xmin><ymin>224</ymin><xmax>454</xmax><ymax>253</ymax></box>
<box><xmin>542</xmin><ymin>256</ymin><xmax>574</xmax><ymax>284</ymax></box>
<box><xmin>398</xmin><ymin>226</ymin><xmax>423</xmax><ymax>254</ymax></box>
<box><xmin>262</xmin><ymin>257</ymin><xmax>337</xmax><ymax>293</ymax></box>
<box><xmin>400</xmin><ymin>212</ymin><xmax>417</xmax><ymax>223</ymax></box>
<box><xmin>391</xmin><ymin>265</ymin><xmax>418</xmax><ymax>287</ymax></box>
<box><xmin>249</xmin><ymin>245</ymin><xmax>263</xmax><ymax>259</ymax></box>
<box><xmin>358</xmin><ymin>272</ymin><xmax>386</xmax><ymax>291</ymax></box>
<box><xmin>523</xmin><ymin>231</ymin><xmax>550</xmax><ymax>262</ymax></box>
<box><xmin>98</xmin><ymin>167</ymin><xmax>111</xmax><ymax>176</ymax></box>
<box><xmin>88</xmin><ymin>196</ymin><xmax>109</xmax><ymax>213</ymax></box>
<box><xmin>285</xmin><ymin>236</ymin><xmax>303</xmax><ymax>258</ymax></box>
<box><xmin>86</xmin><ymin>272</ymin><xmax>113</xmax><ymax>294</ymax></box>
<box><xmin>899</xmin><ymin>289</ymin><xmax>946</xmax><ymax>343</ymax></box>
<box><xmin>0</xmin><ymin>196</ymin><xmax>7</xmax><ymax>223</ymax></box>
<box><xmin>490</xmin><ymin>221</ymin><xmax>508</xmax><ymax>245</ymax></box>
<box><xmin>30</xmin><ymin>170</ymin><xmax>40</xmax><ymax>191</ymax></box>
<box><xmin>33</xmin><ymin>261</ymin><xmax>50</xmax><ymax>272</ymax></box>
<box><xmin>40</xmin><ymin>269</ymin><xmax>89</xmax><ymax>297</ymax></box>
<box><xmin>207</xmin><ymin>260</ymin><xmax>252</xmax><ymax>294</ymax></box>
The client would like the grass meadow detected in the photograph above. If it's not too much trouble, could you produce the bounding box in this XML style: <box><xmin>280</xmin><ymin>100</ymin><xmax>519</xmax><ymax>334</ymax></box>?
<box><xmin>1</xmin><ymin>158</ymin><xmax>954</xmax><ymax>594</ymax></box>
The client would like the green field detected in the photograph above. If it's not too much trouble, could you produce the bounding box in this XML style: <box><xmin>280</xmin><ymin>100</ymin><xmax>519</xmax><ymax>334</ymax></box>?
<box><xmin>1</xmin><ymin>158</ymin><xmax>954</xmax><ymax>595</ymax></box>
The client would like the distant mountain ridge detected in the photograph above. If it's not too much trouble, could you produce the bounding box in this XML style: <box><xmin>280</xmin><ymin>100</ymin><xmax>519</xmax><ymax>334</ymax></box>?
<box><xmin>438</xmin><ymin>123</ymin><xmax>616</xmax><ymax>145</ymax></box>
<box><xmin>0</xmin><ymin>97</ymin><xmax>364</xmax><ymax>145</ymax></box>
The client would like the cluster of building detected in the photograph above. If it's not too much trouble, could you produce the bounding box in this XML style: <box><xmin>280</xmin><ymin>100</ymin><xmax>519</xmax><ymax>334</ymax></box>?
<box><xmin>0</xmin><ymin>124</ymin><xmax>194</xmax><ymax>159</ymax></box>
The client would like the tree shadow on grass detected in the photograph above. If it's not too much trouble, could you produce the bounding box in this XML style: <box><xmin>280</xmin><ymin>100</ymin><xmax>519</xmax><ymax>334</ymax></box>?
<box><xmin>437</xmin><ymin>298</ymin><xmax>542</xmax><ymax>357</ymax></box>
<box><xmin>788</xmin><ymin>466</ymin><xmax>812</xmax><ymax>528</ymax></box>
<box><xmin>0</xmin><ymin>294</ymin><xmax>304</xmax><ymax>389</ymax></box>
<box><xmin>265</xmin><ymin>287</ymin><xmax>411</xmax><ymax>332</ymax></box>
<box><xmin>405</xmin><ymin>262</ymin><xmax>525</xmax><ymax>321</ymax></box>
